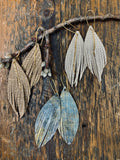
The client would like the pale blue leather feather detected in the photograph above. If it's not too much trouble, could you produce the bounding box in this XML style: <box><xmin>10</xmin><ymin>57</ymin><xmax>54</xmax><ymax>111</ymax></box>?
<box><xmin>58</xmin><ymin>87</ymin><xmax>79</xmax><ymax>144</ymax></box>
<box><xmin>35</xmin><ymin>95</ymin><xmax>60</xmax><ymax>147</ymax></box>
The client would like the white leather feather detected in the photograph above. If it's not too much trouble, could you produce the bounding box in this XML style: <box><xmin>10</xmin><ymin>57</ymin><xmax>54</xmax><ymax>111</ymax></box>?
<box><xmin>65</xmin><ymin>31</ymin><xmax>85</xmax><ymax>87</ymax></box>
<box><xmin>84</xmin><ymin>26</ymin><xmax>107</xmax><ymax>82</ymax></box>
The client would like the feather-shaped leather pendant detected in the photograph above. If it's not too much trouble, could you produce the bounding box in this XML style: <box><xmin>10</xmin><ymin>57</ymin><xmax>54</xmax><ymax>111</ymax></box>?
<box><xmin>22</xmin><ymin>43</ymin><xmax>42</xmax><ymax>88</ymax></box>
<box><xmin>7</xmin><ymin>59</ymin><xmax>30</xmax><ymax>118</ymax></box>
<box><xmin>58</xmin><ymin>87</ymin><xmax>79</xmax><ymax>144</ymax></box>
<box><xmin>65</xmin><ymin>31</ymin><xmax>85</xmax><ymax>87</ymax></box>
<box><xmin>84</xmin><ymin>26</ymin><xmax>107</xmax><ymax>82</ymax></box>
<box><xmin>35</xmin><ymin>95</ymin><xmax>60</xmax><ymax>148</ymax></box>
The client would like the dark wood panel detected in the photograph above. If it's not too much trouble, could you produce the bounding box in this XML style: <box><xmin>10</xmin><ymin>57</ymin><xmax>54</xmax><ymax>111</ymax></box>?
<box><xmin>0</xmin><ymin>0</ymin><xmax>120</xmax><ymax>159</ymax></box>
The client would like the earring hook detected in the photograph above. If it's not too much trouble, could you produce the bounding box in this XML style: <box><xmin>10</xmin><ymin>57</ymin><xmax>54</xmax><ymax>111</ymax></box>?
<box><xmin>16</xmin><ymin>51</ymin><xmax>21</xmax><ymax>60</ymax></box>
<box><xmin>35</xmin><ymin>26</ymin><xmax>45</xmax><ymax>46</ymax></box>
<box><xmin>63</xmin><ymin>71</ymin><xmax>70</xmax><ymax>91</ymax></box>
<box><xmin>60</xmin><ymin>75</ymin><xmax>65</xmax><ymax>87</ymax></box>
<box><xmin>49</xmin><ymin>78</ymin><xmax>59</xmax><ymax>95</ymax></box>
<box><xmin>85</xmin><ymin>9</ymin><xmax>96</xmax><ymax>30</ymax></box>
<box><xmin>63</xmin><ymin>23</ymin><xmax>76</xmax><ymax>34</ymax></box>
<box><xmin>66</xmin><ymin>21</ymin><xmax>78</xmax><ymax>30</ymax></box>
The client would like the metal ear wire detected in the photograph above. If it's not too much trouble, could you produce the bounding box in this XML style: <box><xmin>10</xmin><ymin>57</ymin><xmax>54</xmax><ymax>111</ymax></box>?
<box><xmin>49</xmin><ymin>78</ymin><xmax>59</xmax><ymax>95</ymax></box>
<box><xmin>63</xmin><ymin>71</ymin><xmax>70</xmax><ymax>91</ymax></box>
<box><xmin>65</xmin><ymin>21</ymin><xmax>79</xmax><ymax>31</ymax></box>
<box><xmin>63</xmin><ymin>24</ymin><xmax>76</xmax><ymax>34</ymax></box>
<box><xmin>35</xmin><ymin>26</ymin><xmax>45</xmax><ymax>45</ymax></box>
<box><xmin>60</xmin><ymin>75</ymin><xmax>65</xmax><ymax>87</ymax></box>
<box><xmin>85</xmin><ymin>9</ymin><xmax>96</xmax><ymax>29</ymax></box>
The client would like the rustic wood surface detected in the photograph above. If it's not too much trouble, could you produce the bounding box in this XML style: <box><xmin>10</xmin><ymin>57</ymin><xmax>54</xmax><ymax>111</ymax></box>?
<box><xmin>0</xmin><ymin>0</ymin><xmax>120</xmax><ymax>160</ymax></box>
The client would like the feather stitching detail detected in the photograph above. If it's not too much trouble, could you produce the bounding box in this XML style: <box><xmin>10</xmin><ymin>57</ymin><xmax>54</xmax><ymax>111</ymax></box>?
<box><xmin>58</xmin><ymin>87</ymin><xmax>79</xmax><ymax>144</ymax></box>
<box><xmin>84</xmin><ymin>26</ymin><xmax>107</xmax><ymax>82</ymax></box>
<box><xmin>65</xmin><ymin>31</ymin><xmax>85</xmax><ymax>87</ymax></box>
<box><xmin>22</xmin><ymin>43</ymin><xmax>42</xmax><ymax>88</ymax></box>
<box><xmin>35</xmin><ymin>95</ymin><xmax>60</xmax><ymax>147</ymax></box>
<box><xmin>7</xmin><ymin>59</ymin><xmax>30</xmax><ymax>118</ymax></box>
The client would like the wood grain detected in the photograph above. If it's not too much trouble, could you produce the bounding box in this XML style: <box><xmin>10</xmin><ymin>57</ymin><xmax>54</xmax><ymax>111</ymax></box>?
<box><xmin>0</xmin><ymin>0</ymin><xmax>120</xmax><ymax>160</ymax></box>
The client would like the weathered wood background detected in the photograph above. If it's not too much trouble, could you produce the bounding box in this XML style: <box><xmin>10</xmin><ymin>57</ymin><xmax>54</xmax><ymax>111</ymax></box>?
<box><xmin>0</xmin><ymin>0</ymin><xmax>120</xmax><ymax>159</ymax></box>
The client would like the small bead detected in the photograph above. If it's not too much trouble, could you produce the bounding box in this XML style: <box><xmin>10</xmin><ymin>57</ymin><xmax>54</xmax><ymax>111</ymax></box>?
<box><xmin>48</xmin><ymin>72</ymin><xmax>52</xmax><ymax>77</ymax></box>
<box><xmin>41</xmin><ymin>61</ymin><xmax>45</xmax><ymax>67</ymax></box>
<box><xmin>41</xmin><ymin>71</ymin><xmax>47</xmax><ymax>78</ymax></box>
<box><xmin>44</xmin><ymin>68</ymin><xmax>49</xmax><ymax>74</ymax></box>
<box><xmin>41</xmin><ymin>71</ymin><xmax>44</xmax><ymax>76</ymax></box>
<box><xmin>43</xmin><ymin>73</ymin><xmax>47</xmax><ymax>78</ymax></box>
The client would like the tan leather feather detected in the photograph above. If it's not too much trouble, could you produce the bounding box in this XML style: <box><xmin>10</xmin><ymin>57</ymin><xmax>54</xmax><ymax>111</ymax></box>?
<box><xmin>7</xmin><ymin>59</ymin><xmax>30</xmax><ymax>118</ymax></box>
<box><xmin>22</xmin><ymin>43</ymin><xmax>42</xmax><ymax>88</ymax></box>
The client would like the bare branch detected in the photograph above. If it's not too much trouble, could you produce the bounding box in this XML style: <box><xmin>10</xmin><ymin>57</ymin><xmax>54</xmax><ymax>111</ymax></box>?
<box><xmin>1</xmin><ymin>13</ymin><xmax>120</xmax><ymax>64</ymax></box>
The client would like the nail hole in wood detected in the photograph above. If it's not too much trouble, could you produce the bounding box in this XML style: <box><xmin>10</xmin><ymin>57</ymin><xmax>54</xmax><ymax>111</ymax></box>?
<box><xmin>82</xmin><ymin>123</ymin><xmax>88</xmax><ymax>128</ymax></box>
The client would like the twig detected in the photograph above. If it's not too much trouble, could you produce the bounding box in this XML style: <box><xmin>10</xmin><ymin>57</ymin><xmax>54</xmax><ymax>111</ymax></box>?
<box><xmin>1</xmin><ymin>13</ymin><xmax>120</xmax><ymax>64</ymax></box>
<box><xmin>44</xmin><ymin>33</ymin><xmax>50</xmax><ymax>69</ymax></box>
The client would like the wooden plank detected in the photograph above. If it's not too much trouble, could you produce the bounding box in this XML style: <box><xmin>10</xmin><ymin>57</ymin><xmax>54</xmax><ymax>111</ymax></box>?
<box><xmin>0</xmin><ymin>0</ymin><xmax>120</xmax><ymax>159</ymax></box>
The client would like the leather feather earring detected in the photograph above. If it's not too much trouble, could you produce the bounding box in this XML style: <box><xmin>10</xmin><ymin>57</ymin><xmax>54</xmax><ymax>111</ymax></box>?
<box><xmin>35</xmin><ymin>80</ymin><xmax>60</xmax><ymax>148</ymax></box>
<box><xmin>22</xmin><ymin>28</ymin><xmax>44</xmax><ymax>88</ymax></box>
<box><xmin>7</xmin><ymin>58</ymin><xmax>31</xmax><ymax>118</ymax></box>
<box><xmin>58</xmin><ymin>86</ymin><xmax>79</xmax><ymax>144</ymax></box>
<box><xmin>35</xmin><ymin>76</ymin><xmax>79</xmax><ymax>147</ymax></box>
<box><xmin>84</xmin><ymin>10</ymin><xmax>107</xmax><ymax>82</ymax></box>
<box><xmin>65</xmin><ymin>31</ymin><xmax>85</xmax><ymax>87</ymax></box>
<box><xmin>35</xmin><ymin>94</ymin><xmax>60</xmax><ymax>147</ymax></box>
<box><xmin>84</xmin><ymin>25</ymin><xmax>107</xmax><ymax>82</ymax></box>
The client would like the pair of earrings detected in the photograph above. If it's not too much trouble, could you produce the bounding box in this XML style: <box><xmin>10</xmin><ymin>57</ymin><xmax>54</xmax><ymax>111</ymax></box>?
<box><xmin>65</xmin><ymin>25</ymin><xmax>107</xmax><ymax>87</ymax></box>
<box><xmin>35</xmin><ymin>85</ymin><xmax>79</xmax><ymax>147</ymax></box>
<box><xmin>7</xmin><ymin>27</ymin><xmax>52</xmax><ymax>118</ymax></box>
<box><xmin>7</xmin><ymin>43</ymin><xmax>42</xmax><ymax>118</ymax></box>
